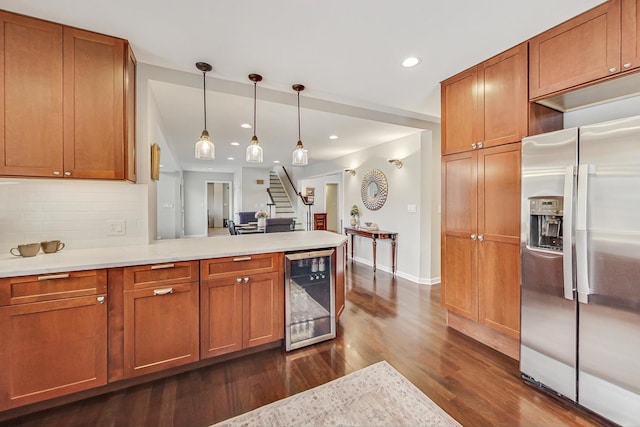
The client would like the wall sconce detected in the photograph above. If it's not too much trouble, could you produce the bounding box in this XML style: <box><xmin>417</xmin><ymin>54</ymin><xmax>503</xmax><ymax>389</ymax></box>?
<box><xmin>344</xmin><ymin>169</ymin><xmax>356</xmax><ymax>176</ymax></box>
<box><xmin>388</xmin><ymin>159</ymin><xmax>404</xmax><ymax>169</ymax></box>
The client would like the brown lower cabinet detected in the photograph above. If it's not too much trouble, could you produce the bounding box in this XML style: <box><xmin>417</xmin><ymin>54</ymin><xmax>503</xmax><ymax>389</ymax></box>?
<box><xmin>0</xmin><ymin>249</ymin><xmax>346</xmax><ymax>414</ymax></box>
<box><xmin>200</xmin><ymin>253</ymin><xmax>284</xmax><ymax>359</ymax></box>
<box><xmin>122</xmin><ymin>261</ymin><xmax>200</xmax><ymax>378</ymax></box>
<box><xmin>0</xmin><ymin>270</ymin><xmax>107</xmax><ymax>411</ymax></box>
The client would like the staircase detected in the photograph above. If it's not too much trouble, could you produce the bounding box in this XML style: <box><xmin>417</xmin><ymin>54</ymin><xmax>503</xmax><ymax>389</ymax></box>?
<box><xmin>269</xmin><ymin>171</ymin><xmax>295</xmax><ymax>217</ymax></box>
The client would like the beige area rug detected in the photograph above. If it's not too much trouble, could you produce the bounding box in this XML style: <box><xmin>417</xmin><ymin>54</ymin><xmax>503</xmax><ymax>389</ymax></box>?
<box><xmin>213</xmin><ymin>361</ymin><xmax>461</xmax><ymax>426</ymax></box>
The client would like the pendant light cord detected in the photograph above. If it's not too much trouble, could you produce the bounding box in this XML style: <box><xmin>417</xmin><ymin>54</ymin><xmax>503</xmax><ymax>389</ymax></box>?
<box><xmin>297</xmin><ymin>91</ymin><xmax>301</xmax><ymax>141</ymax></box>
<box><xmin>253</xmin><ymin>82</ymin><xmax>257</xmax><ymax>138</ymax></box>
<box><xmin>202</xmin><ymin>70</ymin><xmax>207</xmax><ymax>131</ymax></box>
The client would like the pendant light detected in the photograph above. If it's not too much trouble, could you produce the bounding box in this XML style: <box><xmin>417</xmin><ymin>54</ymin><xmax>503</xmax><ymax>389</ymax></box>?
<box><xmin>194</xmin><ymin>62</ymin><xmax>215</xmax><ymax>159</ymax></box>
<box><xmin>246</xmin><ymin>73</ymin><xmax>263</xmax><ymax>163</ymax></box>
<box><xmin>292</xmin><ymin>84</ymin><xmax>308</xmax><ymax>166</ymax></box>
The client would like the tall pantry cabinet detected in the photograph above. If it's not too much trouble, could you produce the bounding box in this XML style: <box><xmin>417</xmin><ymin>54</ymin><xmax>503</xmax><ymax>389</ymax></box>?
<box><xmin>0</xmin><ymin>11</ymin><xmax>135</xmax><ymax>181</ymax></box>
<box><xmin>440</xmin><ymin>43</ymin><xmax>527</xmax><ymax>359</ymax></box>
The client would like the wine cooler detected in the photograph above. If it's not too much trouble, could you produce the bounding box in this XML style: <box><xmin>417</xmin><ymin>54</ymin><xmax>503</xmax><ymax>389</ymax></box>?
<box><xmin>284</xmin><ymin>249</ymin><xmax>335</xmax><ymax>351</ymax></box>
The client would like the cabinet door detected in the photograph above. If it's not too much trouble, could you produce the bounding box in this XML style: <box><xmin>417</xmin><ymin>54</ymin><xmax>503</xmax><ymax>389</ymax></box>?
<box><xmin>477</xmin><ymin>144</ymin><xmax>521</xmax><ymax>338</ymax></box>
<box><xmin>529</xmin><ymin>0</ymin><xmax>621</xmax><ymax>99</ymax></box>
<box><xmin>622</xmin><ymin>0</ymin><xmax>640</xmax><ymax>72</ymax></box>
<box><xmin>124</xmin><ymin>282</ymin><xmax>199</xmax><ymax>377</ymax></box>
<box><xmin>441</xmin><ymin>151</ymin><xmax>478</xmax><ymax>320</ymax></box>
<box><xmin>0</xmin><ymin>295</ymin><xmax>107</xmax><ymax>410</ymax></box>
<box><xmin>243</xmin><ymin>271</ymin><xmax>283</xmax><ymax>348</ymax></box>
<box><xmin>0</xmin><ymin>12</ymin><xmax>63</xmax><ymax>178</ymax></box>
<box><xmin>63</xmin><ymin>27</ymin><xmax>125</xmax><ymax>179</ymax></box>
<box><xmin>481</xmin><ymin>43</ymin><xmax>528</xmax><ymax>148</ymax></box>
<box><xmin>441</xmin><ymin>67</ymin><xmax>482</xmax><ymax>155</ymax></box>
<box><xmin>200</xmin><ymin>276</ymin><xmax>243</xmax><ymax>358</ymax></box>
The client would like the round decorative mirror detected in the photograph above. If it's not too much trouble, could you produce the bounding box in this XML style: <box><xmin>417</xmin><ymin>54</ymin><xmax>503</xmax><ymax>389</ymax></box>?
<box><xmin>361</xmin><ymin>169</ymin><xmax>388</xmax><ymax>211</ymax></box>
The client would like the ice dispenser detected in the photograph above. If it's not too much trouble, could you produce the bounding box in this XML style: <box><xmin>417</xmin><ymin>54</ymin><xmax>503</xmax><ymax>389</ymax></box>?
<box><xmin>529</xmin><ymin>196</ymin><xmax>564</xmax><ymax>251</ymax></box>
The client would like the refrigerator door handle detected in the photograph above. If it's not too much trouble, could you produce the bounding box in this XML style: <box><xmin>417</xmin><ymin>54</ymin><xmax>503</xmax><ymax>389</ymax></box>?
<box><xmin>562</xmin><ymin>165</ymin><xmax>576</xmax><ymax>300</ymax></box>
<box><xmin>576</xmin><ymin>163</ymin><xmax>591</xmax><ymax>304</ymax></box>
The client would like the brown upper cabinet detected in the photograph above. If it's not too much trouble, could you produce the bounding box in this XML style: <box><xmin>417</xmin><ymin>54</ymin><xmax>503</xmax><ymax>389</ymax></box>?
<box><xmin>529</xmin><ymin>0</ymin><xmax>639</xmax><ymax>100</ymax></box>
<box><xmin>0</xmin><ymin>11</ymin><xmax>135</xmax><ymax>181</ymax></box>
<box><xmin>441</xmin><ymin>43</ymin><xmax>528</xmax><ymax>155</ymax></box>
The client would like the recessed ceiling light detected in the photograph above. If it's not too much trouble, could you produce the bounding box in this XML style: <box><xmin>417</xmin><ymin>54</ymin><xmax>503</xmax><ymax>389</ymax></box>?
<box><xmin>230</xmin><ymin>141</ymin><xmax>240</xmax><ymax>146</ymax></box>
<box><xmin>227</xmin><ymin>157</ymin><xmax>234</xmax><ymax>160</ymax></box>
<box><xmin>241</xmin><ymin>123</ymin><xmax>252</xmax><ymax>129</ymax></box>
<box><xmin>159</xmin><ymin>164</ymin><xmax>164</xmax><ymax>167</ymax></box>
<box><xmin>273</xmin><ymin>160</ymin><xmax>280</xmax><ymax>164</ymax></box>
<box><xmin>402</xmin><ymin>57</ymin><xmax>421</xmax><ymax>68</ymax></box>
<box><xmin>329</xmin><ymin>135</ymin><xmax>338</xmax><ymax>140</ymax></box>
<box><xmin>207</xmin><ymin>168</ymin><xmax>213</xmax><ymax>171</ymax></box>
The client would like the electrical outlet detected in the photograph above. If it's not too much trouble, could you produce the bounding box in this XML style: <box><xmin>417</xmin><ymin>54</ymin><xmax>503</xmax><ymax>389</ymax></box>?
<box><xmin>107</xmin><ymin>220</ymin><xmax>126</xmax><ymax>236</ymax></box>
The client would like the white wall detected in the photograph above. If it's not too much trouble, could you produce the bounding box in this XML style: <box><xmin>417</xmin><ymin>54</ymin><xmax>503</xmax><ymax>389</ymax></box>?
<box><xmin>0</xmin><ymin>178</ymin><xmax>148</xmax><ymax>253</ymax></box>
<box><xmin>240</xmin><ymin>167</ymin><xmax>271</xmax><ymax>215</ymax></box>
<box><xmin>183</xmin><ymin>171</ymin><xmax>233</xmax><ymax>237</ymax></box>
<box><xmin>298</xmin><ymin>173</ymin><xmax>342</xmax><ymax>230</ymax></box>
<box><xmin>293</xmin><ymin>131</ymin><xmax>441</xmax><ymax>284</ymax></box>
<box><xmin>157</xmin><ymin>171</ymin><xmax>181</xmax><ymax>239</ymax></box>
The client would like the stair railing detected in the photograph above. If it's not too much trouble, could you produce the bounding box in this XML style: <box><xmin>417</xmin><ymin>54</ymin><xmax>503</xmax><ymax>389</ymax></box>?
<box><xmin>266</xmin><ymin>188</ymin><xmax>276</xmax><ymax>218</ymax></box>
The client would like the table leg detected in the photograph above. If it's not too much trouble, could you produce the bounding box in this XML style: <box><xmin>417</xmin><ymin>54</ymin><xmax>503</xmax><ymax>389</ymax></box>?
<box><xmin>391</xmin><ymin>235</ymin><xmax>397</xmax><ymax>276</ymax></box>
<box><xmin>350</xmin><ymin>234</ymin><xmax>354</xmax><ymax>259</ymax></box>
<box><xmin>372</xmin><ymin>236</ymin><xmax>377</xmax><ymax>272</ymax></box>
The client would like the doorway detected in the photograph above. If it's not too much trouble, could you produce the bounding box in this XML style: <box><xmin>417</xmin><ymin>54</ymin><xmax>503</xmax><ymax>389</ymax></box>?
<box><xmin>325</xmin><ymin>183</ymin><xmax>339</xmax><ymax>232</ymax></box>
<box><xmin>206</xmin><ymin>181</ymin><xmax>232</xmax><ymax>236</ymax></box>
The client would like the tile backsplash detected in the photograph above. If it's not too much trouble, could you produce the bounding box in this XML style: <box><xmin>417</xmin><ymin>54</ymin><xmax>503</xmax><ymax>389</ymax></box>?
<box><xmin>0</xmin><ymin>178</ymin><xmax>148</xmax><ymax>254</ymax></box>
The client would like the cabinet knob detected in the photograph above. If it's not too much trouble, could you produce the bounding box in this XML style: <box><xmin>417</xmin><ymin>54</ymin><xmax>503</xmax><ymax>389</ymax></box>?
<box><xmin>609</xmin><ymin>67</ymin><xmax>617</xmax><ymax>73</ymax></box>
<box><xmin>477</xmin><ymin>142</ymin><xmax>483</xmax><ymax>148</ymax></box>
<box><xmin>243</xmin><ymin>277</ymin><xmax>249</xmax><ymax>283</ymax></box>
<box><xmin>472</xmin><ymin>143</ymin><xmax>477</xmax><ymax>150</ymax></box>
<box><xmin>97</xmin><ymin>296</ymin><xmax>105</xmax><ymax>304</ymax></box>
<box><xmin>53</xmin><ymin>171</ymin><xmax>61</xmax><ymax>176</ymax></box>
<box><xmin>236</xmin><ymin>278</ymin><xmax>242</xmax><ymax>283</ymax></box>
<box><xmin>64</xmin><ymin>171</ymin><xmax>71</xmax><ymax>176</ymax></box>
<box><xmin>478</xmin><ymin>234</ymin><xmax>484</xmax><ymax>242</ymax></box>
<box><xmin>623</xmin><ymin>63</ymin><xmax>631</xmax><ymax>69</ymax></box>
<box><xmin>471</xmin><ymin>234</ymin><xmax>477</xmax><ymax>240</ymax></box>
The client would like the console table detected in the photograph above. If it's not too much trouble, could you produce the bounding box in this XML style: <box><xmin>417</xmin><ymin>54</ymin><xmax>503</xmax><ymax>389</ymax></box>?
<box><xmin>344</xmin><ymin>227</ymin><xmax>397</xmax><ymax>275</ymax></box>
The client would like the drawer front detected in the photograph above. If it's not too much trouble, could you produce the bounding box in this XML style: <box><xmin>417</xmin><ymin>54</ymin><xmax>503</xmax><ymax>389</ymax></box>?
<box><xmin>0</xmin><ymin>270</ymin><xmax>107</xmax><ymax>306</ymax></box>
<box><xmin>200</xmin><ymin>253</ymin><xmax>281</xmax><ymax>281</ymax></box>
<box><xmin>123</xmin><ymin>261</ymin><xmax>199</xmax><ymax>291</ymax></box>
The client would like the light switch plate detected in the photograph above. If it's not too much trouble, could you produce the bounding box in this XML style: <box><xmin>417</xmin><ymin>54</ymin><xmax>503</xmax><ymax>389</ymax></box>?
<box><xmin>407</xmin><ymin>204</ymin><xmax>417</xmax><ymax>213</ymax></box>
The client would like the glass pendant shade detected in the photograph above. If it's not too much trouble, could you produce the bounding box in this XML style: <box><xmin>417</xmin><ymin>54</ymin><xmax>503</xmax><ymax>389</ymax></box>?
<box><xmin>195</xmin><ymin>129</ymin><xmax>215</xmax><ymax>159</ymax></box>
<box><xmin>246</xmin><ymin>135</ymin><xmax>263</xmax><ymax>163</ymax></box>
<box><xmin>292</xmin><ymin>140</ymin><xmax>308</xmax><ymax>165</ymax></box>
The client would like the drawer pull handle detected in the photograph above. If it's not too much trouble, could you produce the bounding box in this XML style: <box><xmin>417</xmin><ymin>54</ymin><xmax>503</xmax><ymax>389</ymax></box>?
<box><xmin>232</xmin><ymin>256</ymin><xmax>252</xmax><ymax>262</ymax></box>
<box><xmin>151</xmin><ymin>263</ymin><xmax>175</xmax><ymax>270</ymax></box>
<box><xmin>37</xmin><ymin>273</ymin><xmax>70</xmax><ymax>281</ymax></box>
<box><xmin>154</xmin><ymin>288</ymin><xmax>173</xmax><ymax>296</ymax></box>
<box><xmin>97</xmin><ymin>296</ymin><xmax>105</xmax><ymax>304</ymax></box>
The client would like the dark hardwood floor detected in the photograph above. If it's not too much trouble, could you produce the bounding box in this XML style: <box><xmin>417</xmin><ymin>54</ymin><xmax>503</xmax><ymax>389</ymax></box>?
<box><xmin>3</xmin><ymin>261</ymin><xmax>610</xmax><ymax>427</ymax></box>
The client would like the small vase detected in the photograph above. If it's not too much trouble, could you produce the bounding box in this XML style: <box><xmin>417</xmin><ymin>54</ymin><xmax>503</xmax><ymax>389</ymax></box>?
<box><xmin>257</xmin><ymin>217</ymin><xmax>266</xmax><ymax>228</ymax></box>
<box><xmin>350</xmin><ymin>217</ymin><xmax>357</xmax><ymax>226</ymax></box>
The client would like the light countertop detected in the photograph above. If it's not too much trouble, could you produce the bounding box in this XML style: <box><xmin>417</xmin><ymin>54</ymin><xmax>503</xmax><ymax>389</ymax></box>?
<box><xmin>0</xmin><ymin>231</ymin><xmax>347</xmax><ymax>278</ymax></box>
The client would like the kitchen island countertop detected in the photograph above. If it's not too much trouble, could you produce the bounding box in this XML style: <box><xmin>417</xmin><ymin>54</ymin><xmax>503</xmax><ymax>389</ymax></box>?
<box><xmin>0</xmin><ymin>231</ymin><xmax>347</xmax><ymax>278</ymax></box>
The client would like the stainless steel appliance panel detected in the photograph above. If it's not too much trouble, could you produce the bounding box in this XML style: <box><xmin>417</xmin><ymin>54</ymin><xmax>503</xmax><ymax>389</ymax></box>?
<box><xmin>520</xmin><ymin>128</ymin><xmax>578</xmax><ymax>401</ymax></box>
<box><xmin>577</xmin><ymin>115</ymin><xmax>640</xmax><ymax>425</ymax></box>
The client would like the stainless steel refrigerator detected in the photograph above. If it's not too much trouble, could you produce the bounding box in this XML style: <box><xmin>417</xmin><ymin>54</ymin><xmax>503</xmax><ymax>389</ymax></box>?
<box><xmin>520</xmin><ymin>115</ymin><xmax>640</xmax><ymax>426</ymax></box>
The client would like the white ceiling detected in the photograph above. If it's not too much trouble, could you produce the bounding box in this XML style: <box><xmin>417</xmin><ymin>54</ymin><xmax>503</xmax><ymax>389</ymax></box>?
<box><xmin>0</xmin><ymin>0</ymin><xmax>604</xmax><ymax>172</ymax></box>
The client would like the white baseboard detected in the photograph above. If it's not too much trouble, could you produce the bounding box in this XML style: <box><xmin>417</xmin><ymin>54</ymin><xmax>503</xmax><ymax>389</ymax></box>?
<box><xmin>349</xmin><ymin>257</ymin><xmax>440</xmax><ymax>286</ymax></box>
